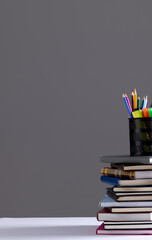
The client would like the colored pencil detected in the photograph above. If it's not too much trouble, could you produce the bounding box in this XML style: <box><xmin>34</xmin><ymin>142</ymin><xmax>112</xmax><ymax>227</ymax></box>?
<box><xmin>145</xmin><ymin>96</ymin><xmax>148</xmax><ymax>108</ymax></box>
<box><xmin>122</xmin><ymin>94</ymin><xmax>132</xmax><ymax>118</ymax></box>
<box><xmin>131</xmin><ymin>92</ymin><xmax>134</xmax><ymax>110</ymax></box>
<box><xmin>137</xmin><ymin>97</ymin><xmax>140</xmax><ymax>109</ymax></box>
<box><xmin>141</xmin><ymin>98</ymin><xmax>144</xmax><ymax>109</ymax></box>
<box><xmin>125</xmin><ymin>94</ymin><xmax>132</xmax><ymax>113</ymax></box>
<box><xmin>133</xmin><ymin>88</ymin><xmax>137</xmax><ymax>109</ymax></box>
<box><xmin>142</xmin><ymin>97</ymin><xmax>147</xmax><ymax>108</ymax></box>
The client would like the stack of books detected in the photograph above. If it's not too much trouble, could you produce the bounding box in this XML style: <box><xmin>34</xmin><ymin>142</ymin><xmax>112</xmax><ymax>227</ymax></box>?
<box><xmin>96</xmin><ymin>155</ymin><xmax>152</xmax><ymax>235</ymax></box>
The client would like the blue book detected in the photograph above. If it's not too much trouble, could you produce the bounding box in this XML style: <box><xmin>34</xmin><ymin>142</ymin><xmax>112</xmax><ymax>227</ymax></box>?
<box><xmin>100</xmin><ymin>176</ymin><xmax>121</xmax><ymax>186</ymax></box>
<box><xmin>98</xmin><ymin>195</ymin><xmax>152</xmax><ymax>207</ymax></box>
<box><xmin>100</xmin><ymin>175</ymin><xmax>152</xmax><ymax>187</ymax></box>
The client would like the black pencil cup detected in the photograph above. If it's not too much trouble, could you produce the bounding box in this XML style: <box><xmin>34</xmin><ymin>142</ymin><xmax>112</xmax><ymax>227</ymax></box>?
<box><xmin>129</xmin><ymin>118</ymin><xmax>152</xmax><ymax>156</ymax></box>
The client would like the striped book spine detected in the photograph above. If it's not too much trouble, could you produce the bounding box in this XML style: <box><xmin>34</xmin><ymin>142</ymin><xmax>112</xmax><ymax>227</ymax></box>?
<box><xmin>101</xmin><ymin>167</ymin><xmax>135</xmax><ymax>179</ymax></box>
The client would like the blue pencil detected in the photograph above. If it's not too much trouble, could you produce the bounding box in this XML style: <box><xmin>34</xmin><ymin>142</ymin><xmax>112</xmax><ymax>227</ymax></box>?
<box><xmin>122</xmin><ymin>94</ymin><xmax>132</xmax><ymax>118</ymax></box>
<box><xmin>141</xmin><ymin>98</ymin><xmax>144</xmax><ymax>109</ymax></box>
<box><xmin>142</xmin><ymin>97</ymin><xmax>147</xmax><ymax>108</ymax></box>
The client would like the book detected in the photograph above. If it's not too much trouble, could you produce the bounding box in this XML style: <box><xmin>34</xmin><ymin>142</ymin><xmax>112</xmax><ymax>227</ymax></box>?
<box><xmin>100</xmin><ymin>155</ymin><xmax>152</xmax><ymax>164</ymax></box>
<box><xmin>96</xmin><ymin>223</ymin><xmax>152</xmax><ymax>235</ymax></box>
<box><xmin>101</xmin><ymin>167</ymin><xmax>134</xmax><ymax>179</ymax></box>
<box><xmin>111</xmin><ymin>207</ymin><xmax>152</xmax><ymax>213</ymax></box>
<box><xmin>107</xmin><ymin>188</ymin><xmax>152</xmax><ymax>195</ymax></box>
<box><xmin>100</xmin><ymin>176</ymin><xmax>121</xmax><ymax>186</ymax></box>
<box><xmin>101</xmin><ymin>167</ymin><xmax>152</xmax><ymax>179</ymax></box>
<box><xmin>112</xmin><ymin>186</ymin><xmax>152</xmax><ymax>192</ymax></box>
<box><xmin>100</xmin><ymin>175</ymin><xmax>152</xmax><ymax>186</ymax></box>
<box><xmin>98</xmin><ymin>195</ymin><xmax>152</xmax><ymax>208</ymax></box>
<box><xmin>111</xmin><ymin>163</ymin><xmax>152</xmax><ymax>171</ymax></box>
<box><xmin>107</xmin><ymin>189</ymin><xmax>152</xmax><ymax>201</ymax></box>
<box><xmin>104</xmin><ymin>221</ymin><xmax>152</xmax><ymax>230</ymax></box>
<box><xmin>97</xmin><ymin>208</ymin><xmax>152</xmax><ymax>221</ymax></box>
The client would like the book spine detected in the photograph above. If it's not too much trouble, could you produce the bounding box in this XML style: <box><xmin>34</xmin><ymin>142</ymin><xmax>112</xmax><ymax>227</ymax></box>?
<box><xmin>107</xmin><ymin>191</ymin><xmax>118</xmax><ymax>201</ymax></box>
<box><xmin>100</xmin><ymin>176</ymin><xmax>119</xmax><ymax>186</ymax></box>
<box><xmin>101</xmin><ymin>167</ymin><xmax>135</xmax><ymax>179</ymax></box>
<box><xmin>111</xmin><ymin>163</ymin><xmax>124</xmax><ymax>170</ymax></box>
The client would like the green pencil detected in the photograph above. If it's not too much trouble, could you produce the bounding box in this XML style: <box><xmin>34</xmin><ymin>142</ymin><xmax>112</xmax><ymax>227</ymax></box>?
<box><xmin>141</xmin><ymin>98</ymin><xmax>144</xmax><ymax>109</ymax></box>
<box><xmin>137</xmin><ymin>97</ymin><xmax>140</xmax><ymax>109</ymax></box>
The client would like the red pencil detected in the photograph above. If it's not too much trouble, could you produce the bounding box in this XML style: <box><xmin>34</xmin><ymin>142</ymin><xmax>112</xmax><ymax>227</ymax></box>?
<box><xmin>131</xmin><ymin>92</ymin><xmax>134</xmax><ymax>110</ymax></box>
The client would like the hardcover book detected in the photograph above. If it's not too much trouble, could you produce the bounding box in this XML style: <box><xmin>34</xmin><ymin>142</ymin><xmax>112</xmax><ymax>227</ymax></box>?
<box><xmin>111</xmin><ymin>207</ymin><xmax>152</xmax><ymax>213</ymax></box>
<box><xmin>111</xmin><ymin>163</ymin><xmax>152</xmax><ymax>171</ymax></box>
<box><xmin>112</xmin><ymin>186</ymin><xmax>152</xmax><ymax>192</ymax></box>
<box><xmin>100</xmin><ymin>155</ymin><xmax>152</xmax><ymax>164</ymax></box>
<box><xmin>104</xmin><ymin>221</ymin><xmax>152</xmax><ymax>230</ymax></box>
<box><xmin>96</xmin><ymin>223</ymin><xmax>152</xmax><ymax>235</ymax></box>
<box><xmin>107</xmin><ymin>188</ymin><xmax>152</xmax><ymax>195</ymax></box>
<box><xmin>98</xmin><ymin>195</ymin><xmax>152</xmax><ymax>208</ymax></box>
<box><xmin>101</xmin><ymin>167</ymin><xmax>152</xmax><ymax>179</ymax></box>
<box><xmin>107</xmin><ymin>189</ymin><xmax>152</xmax><ymax>201</ymax></box>
<box><xmin>101</xmin><ymin>175</ymin><xmax>152</xmax><ymax>186</ymax></box>
<box><xmin>97</xmin><ymin>208</ymin><xmax>152</xmax><ymax>221</ymax></box>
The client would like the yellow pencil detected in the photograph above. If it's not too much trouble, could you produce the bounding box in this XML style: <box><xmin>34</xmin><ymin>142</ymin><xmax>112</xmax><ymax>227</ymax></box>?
<box><xmin>133</xmin><ymin>88</ymin><xmax>137</xmax><ymax>109</ymax></box>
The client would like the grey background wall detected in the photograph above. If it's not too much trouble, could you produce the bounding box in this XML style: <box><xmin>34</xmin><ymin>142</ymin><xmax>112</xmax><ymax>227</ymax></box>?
<box><xmin>0</xmin><ymin>0</ymin><xmax>152</xmax><ymax>217</ymax></box>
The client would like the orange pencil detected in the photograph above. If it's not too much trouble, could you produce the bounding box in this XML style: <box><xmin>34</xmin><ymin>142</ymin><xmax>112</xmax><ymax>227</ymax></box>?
<box><xmin>142</xmin><ymin>108</ymin><xmax>149</xmax><ymax>118</ymax></box>
<box><xmin>133</xmin><ymin>88</ymin><xmax>137</xmax><ymax>109</ymax></box>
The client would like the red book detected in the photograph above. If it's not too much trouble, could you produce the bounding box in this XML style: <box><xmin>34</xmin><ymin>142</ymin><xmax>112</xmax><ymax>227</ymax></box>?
<box><xmin>96</xmin><ymin>223</ymin><xmax>152</xmax><ymax>235</ymax></box>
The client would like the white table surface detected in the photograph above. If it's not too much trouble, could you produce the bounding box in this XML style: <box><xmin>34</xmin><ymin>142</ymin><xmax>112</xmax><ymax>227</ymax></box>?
<box><xmin>0</xmin><ymin>217</ymin><xmax>151</xmax><ymax>240</ymax></box>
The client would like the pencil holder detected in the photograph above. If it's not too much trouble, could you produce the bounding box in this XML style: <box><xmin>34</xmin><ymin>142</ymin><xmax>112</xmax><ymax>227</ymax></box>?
<box><xmin>129</xmin><ymin>118</ymin><xmax>152</xmax><ymax>156</ymax></box>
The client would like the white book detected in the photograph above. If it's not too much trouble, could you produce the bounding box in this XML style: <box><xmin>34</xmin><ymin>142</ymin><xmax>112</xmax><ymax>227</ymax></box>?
<box><xmin>104</xmin><ymin>221</ymin><xmax>152</xmax><ymax>230</ymax></box>
<box><xmin>97</xmin><ymin>208</ymin><xmax>152</xmax><ymax>221</ymax></box>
